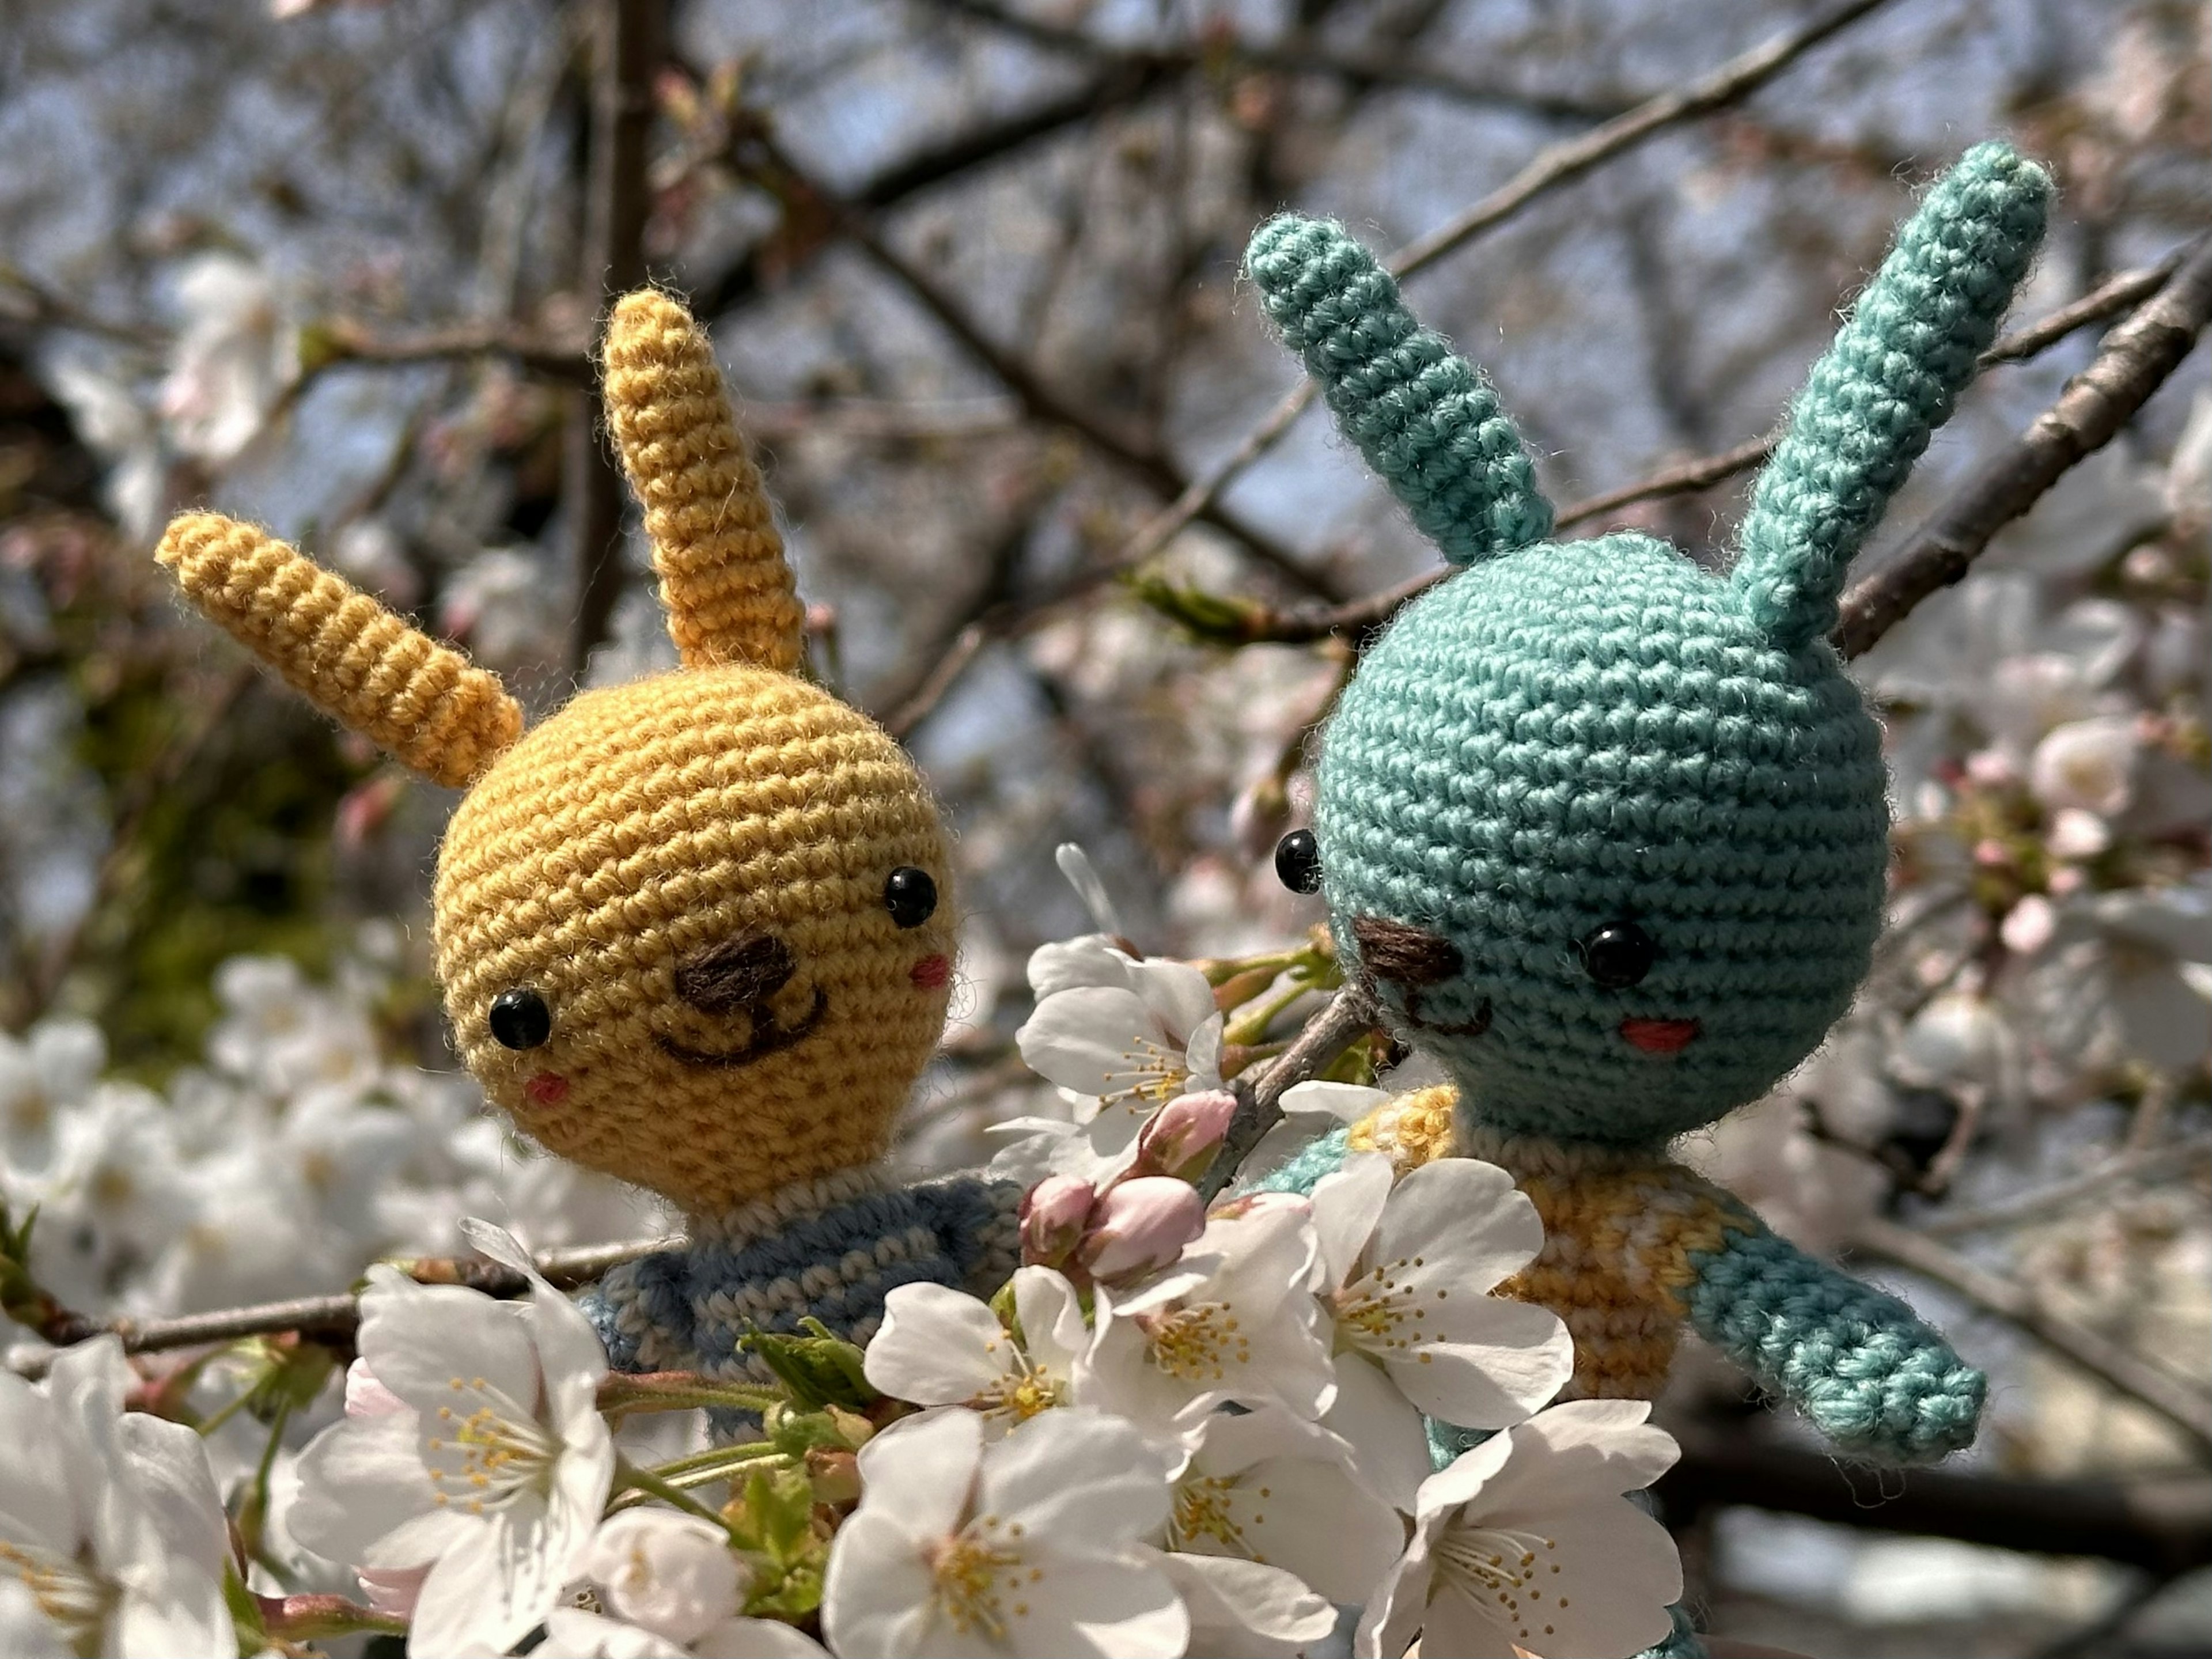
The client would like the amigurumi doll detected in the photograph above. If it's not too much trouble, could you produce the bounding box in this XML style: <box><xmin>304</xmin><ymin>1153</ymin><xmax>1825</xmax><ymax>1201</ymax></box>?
<box><xmin>152</xmin><ymin>291</ymin><xmax>1018</xmax><ymax>1399</ymax></box>
<box><xmin>1243</xmin><ymin>141</ymin><xmax>2051</xmax><ymax>1468</ymax></box>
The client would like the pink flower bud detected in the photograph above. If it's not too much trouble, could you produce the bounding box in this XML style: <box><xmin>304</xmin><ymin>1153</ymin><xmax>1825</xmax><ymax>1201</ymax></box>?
<box><xmin>342</xmin><ymin>1357</ymin><xmax>406</xmax><ymax>1420</ymax></box>
<box><xmin>1132</xmin><ymin>1088</ymin><xmax>1238</xmax><ymax>1181</ymax></box>
<box><xmin>1075</xmin><ymin>1177</ymin><xmax>1206</xmax><ymax>1283</ymax></box>
<box><xmin>354</xmin><ymin>1565</ymin><xmax>431</xmax><ymax>1618</ymax></box>
<box><xmin>1020</xmin><ymin>1174</ymin><xmax>1096</xmax><ymax>1268</ymax></box>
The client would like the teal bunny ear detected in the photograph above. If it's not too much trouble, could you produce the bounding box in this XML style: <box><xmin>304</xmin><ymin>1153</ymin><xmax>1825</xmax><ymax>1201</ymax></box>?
<box><xmin>1732</xmin><ymin>142</ymin><xmax>2052</xmax><ymax>649</ymax></box>
<box><xmin>1245</xmin><ymin>214</ymin><xmax>1553</xmax><ymax>565</ymax></box>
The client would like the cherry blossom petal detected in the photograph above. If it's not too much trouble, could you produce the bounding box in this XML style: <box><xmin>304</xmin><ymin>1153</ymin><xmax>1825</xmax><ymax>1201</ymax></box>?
<box><xmin>977</xmin><ymin>1410</ymin><xmax>1171</xmax><ymax>1546</ymax></box>
<box><xmin>855</xmin><ymin>1410</ymin><xmax>983</xmax><ymax>1541</ymax></box>
<box><xmin>1319</xmin><ymin>1353</ymin><xmax>1433</xmax><ymax>1514</ymax></box>
<box><xmin>866</xmin><ymin>1284</ymin><xmax>1015</xmax><ymax>1404</ymax></box>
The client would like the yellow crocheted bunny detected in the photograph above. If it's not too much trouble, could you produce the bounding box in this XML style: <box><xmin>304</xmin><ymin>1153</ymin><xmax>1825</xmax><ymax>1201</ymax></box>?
<box><xmin>156</xmin><ymin>293</ymin><xmax>1017</xmax><ymax>1378</ymax></box>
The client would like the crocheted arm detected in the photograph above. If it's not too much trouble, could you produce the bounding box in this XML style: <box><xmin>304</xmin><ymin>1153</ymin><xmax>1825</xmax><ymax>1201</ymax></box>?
<box><xmin>1683</xmin><ymin>1221</ymin><xmax>1984</xmax><ymax>1464</ymax></box>
<box><xmin>1731</xmin><ymin>141</ymin><xmax>2051</xmax><ymax>648</ymax></box>
<box><xmin>576</xmin><ymin>1253</ymin><xmax>699</xmax><ymax>1376</ymax></box>
<box><xmin>1243</xmin><ymin>215</ymin><xmax>1554</xmax><ymax>566</ymax></box>
<box><xmin>911</xmin><ymin>1173</ymin><xmax>1025</xmax><ymax>1299</ymax></box>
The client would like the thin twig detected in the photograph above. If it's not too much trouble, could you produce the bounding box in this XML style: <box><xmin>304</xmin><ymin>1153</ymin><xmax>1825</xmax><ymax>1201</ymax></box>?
<box><xmin>1918</xmin><ymin>1134</ymin><xmax>2212</xmax><ymax>1238</ymax></box>
<box><xmin>567</xmin><ymin>0</ymin><xmax>666</xmax><ymax>675</ymax></box>
<box><xmin>925</xmin><ymin>0</ymin><xmax>1634</xmax><ymax>124</ymax></box>
<box><xmin>1115</xmin><ymin>0</ymin><xmax>1903</xmax><ymax>575</ymax></box>
<box><xmin>1851</xmin><ymin>1214</ymin><xmax>2212</xmax><ymax>1458</ymax></box>
<box><xmin>743</xmin><ymin>129</ymin><xmax>1340</xmax><ymax>602</ymax></box>
<box><xmin>1979</xmin><ymin>252</ymin><xmax>2187</xmax><ymax>364</ymax></box>
<box><xmin>1136</xmin><ymin>245</ymin><xmax>2200</xmax><ymax>652</ymax></box>
<box><xmin>1196</xmin><ymin>984</ymin><xmax>1380</xmax><ymax>1202</ymax></box>
<box><xmin>1836</xmin><ymin>230</ymin><xmax>2212</xmax><ymax>658</ymax></box>
<box><xmin>9</xmin><ymin>1237</ymin><xmax>672</xmax><ymax>1380</ymax></box>
<box><xmin>302</xmin><ymin>319</ymin><xmax>594</xmax><ymax>386</ymax></box>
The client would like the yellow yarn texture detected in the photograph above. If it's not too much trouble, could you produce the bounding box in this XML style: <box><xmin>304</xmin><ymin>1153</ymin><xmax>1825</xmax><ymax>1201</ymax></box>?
<box><xmin>435</xmin><ymin>664</ymin><xmax>955</xmax><ymax>1212</ymax></box>
<box><xmin>155</xmin><ymin>512</ymin><xmax>521</xmax><ymax>789</ymax></box>
<box><xmin>152</xmin><ymin>290</ymin><xmax>961</xmax><ymax>1218</ymax></box>
<box><xmin>603</xmin><ymin>290</ymin><xmax>806</xmax><ymax>673</ymax></box>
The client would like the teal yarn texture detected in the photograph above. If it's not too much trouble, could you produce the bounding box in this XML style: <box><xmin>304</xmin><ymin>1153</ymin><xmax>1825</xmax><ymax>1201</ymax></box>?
<box><xmin>1240</xmin><ymin>142</ymin><xmax>2052</xmax><ymax>1479</ymax></box>
<box><xmin>1313</xmin><ymin>531</ymin><xmax>1890</xmax><ymax>1145</ymax></box>
<box><xmin>1246</xmin><ymin>215</ymin><xmax>1553</xmax><ymax>563</ymax></box>
<box><xmin>1684</xmin><ymin>1228</ymin><xmax>1987</xmax><ymax>1463</ymax></box>
<box><xmin>1243</xmin><ymin>142</ymin><xmax>2051</xmax><ymax>1147</ymax></box>
<box><xmin>1733</xmin><ymin>141</ymin><xmax>2053</xmax><ymax>647</ymax></box>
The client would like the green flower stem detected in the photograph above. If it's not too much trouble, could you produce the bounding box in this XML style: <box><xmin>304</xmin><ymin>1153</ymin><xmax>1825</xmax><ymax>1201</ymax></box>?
<box><xmin>597</xmin><ymin>1371</ymin><xmax>783</xmax><ymax>1419</ymax></box>
<box><xmin>616</xmin><ymin>1456</ymin><xmax>749</xmax><ymax>1540</ymax></box>
<box><xmin>645</xmin><ymin>1440</ymin><xmax>791</xmax><ymax>1482</ymax></box>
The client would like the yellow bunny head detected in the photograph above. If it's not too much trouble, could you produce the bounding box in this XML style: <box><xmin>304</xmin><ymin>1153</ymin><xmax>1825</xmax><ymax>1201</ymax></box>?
<box><xmin>155</xmin><ymin>293</ymin><xmax>956</xmax><ymax>1215</ymax></box>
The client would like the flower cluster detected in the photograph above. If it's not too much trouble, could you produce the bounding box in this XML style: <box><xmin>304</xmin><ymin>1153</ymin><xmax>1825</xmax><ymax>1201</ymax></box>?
<box><xmin>0</xmin><ymin>936</ymin><xmax>666</xmax><ymax>1340</ymax></box>
<box><xmin>0</xmin><ymin>917</ymin><xmax>1687</xmax><ymax>1658</ymax></box>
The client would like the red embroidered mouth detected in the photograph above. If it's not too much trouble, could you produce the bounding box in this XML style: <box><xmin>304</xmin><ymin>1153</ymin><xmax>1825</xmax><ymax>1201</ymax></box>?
<box><xmin>911</xmin><ymin>953</ymin><xmax>950</xmax><ymax>990</ymax></box>
<box><xmin>1619</xmin><ymin>1017</ymin><xmax>1700</xmax><ymax>1055</ymax></box>
<box><xmin>524</xmin><ymin>1071</ymin><xmax>570</xmax><ymax>1105</ymax></box>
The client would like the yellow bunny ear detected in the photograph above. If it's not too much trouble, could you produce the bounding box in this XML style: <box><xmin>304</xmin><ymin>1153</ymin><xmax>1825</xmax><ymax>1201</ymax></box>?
<box><xmin>156</xmin><ymin>512</ymin><xmax>523</xmax><ymax>789</ymax></box>
<box><xmin>601</xmin><ymin>289</ymin><xmax>805</xmax><ymax>673</ymax></box>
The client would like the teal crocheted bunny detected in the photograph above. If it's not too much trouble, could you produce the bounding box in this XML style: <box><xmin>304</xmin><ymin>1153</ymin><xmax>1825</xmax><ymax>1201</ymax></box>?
<box><xmin>1246</xmin><ymin>142</ymin><xmax>2050</xmax><ymax>1469</ymax></box>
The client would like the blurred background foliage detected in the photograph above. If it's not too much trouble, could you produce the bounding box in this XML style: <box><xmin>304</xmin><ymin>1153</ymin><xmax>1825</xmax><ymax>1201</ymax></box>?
<box><xmin>0</xmin><ymin>0</ymin><xmax>2207</xmax><ymax>1652</ymax></box>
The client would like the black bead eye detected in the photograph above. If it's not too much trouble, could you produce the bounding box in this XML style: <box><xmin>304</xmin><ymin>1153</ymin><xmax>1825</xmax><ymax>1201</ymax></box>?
<box><xmin>488</xmin><ymin>987</ymin><xmax>552</xmax><ymax>1051</ymax></box>
<box><xmin>884</xmin><ymin>866</ymin><xmax>938</xmax><ymax>929</ymax></box>
<box><xmin>1274</xmin><ymin>829</ymin><xmax>1323</xmax><ymax>895</ymax></box>
<box><xmin>1578</xmin><ymin>921</ymin><xmax>1658</xmax><ymax>990</ymax></box>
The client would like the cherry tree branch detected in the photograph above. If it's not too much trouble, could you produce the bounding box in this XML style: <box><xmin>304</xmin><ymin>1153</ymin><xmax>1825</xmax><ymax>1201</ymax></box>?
<box><xmin>8</xmin><ymin>1237</ymin><xmax>670</xmax><ymax>1380</ymax></box>
<box><xmin>567</xmin><ymin>0</ymin><xmax>666</xmax><ymax>673</ymax></box>
<box><xmin>1112</xmin><ymin>0</ymin><xmax>1904</xmax><ymax>574</ymax></box>
<box><xmin>1661</xmin><ymin>1416</ymin><xmax>2212</xmax><ymax>1573</ymax></box>
<box><xmin>1196</xmin><ymin>984</ymin><xmax>1381</xmax><ymax>1202</ymax></box>
<box><xmin>1851</xmin><ymin>1214</ymin><xmax>2212</xmax><ymax>1459</ymax></box>
<box><xmin>1834</xmin><ymin>229</ymin><xmax>2212</xmax><ymax>657</ymax></box>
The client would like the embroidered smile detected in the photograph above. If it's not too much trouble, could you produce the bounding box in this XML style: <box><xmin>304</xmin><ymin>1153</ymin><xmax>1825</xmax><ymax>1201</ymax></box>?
<box><xmin>656</xmin><ymin>987</ymin><xmax>830</xmax><ymax>1069</ymax></box>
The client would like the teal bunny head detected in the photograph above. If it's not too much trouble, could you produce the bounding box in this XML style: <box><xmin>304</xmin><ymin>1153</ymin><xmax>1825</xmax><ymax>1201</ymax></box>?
<box><xmin>1251</xmin><ymin>142</ymin><xmax>2050</xmax><ymax>1146</ymax></box>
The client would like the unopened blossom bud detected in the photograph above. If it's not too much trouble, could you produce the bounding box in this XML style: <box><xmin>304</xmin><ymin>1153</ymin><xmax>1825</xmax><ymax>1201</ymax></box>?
<box><xmin>1020</xmin><ymin>1174</ymin><xmax>1096</xmax><ymax>1268</ymax></box>
<box><xmin>1075</xmin><ymin>1176</ymin><xmax>1206</xmax><ymax>1283</ymax></box>
<box><xmin>1131</xmin><ymin>1088</ymin><xmax>1238</xmax><ymax>1181</ymax></box>
<box><xmin>806</xmin><ymin>1446</ymin><xmax>863</xmax><ymax>1506</ymax></box>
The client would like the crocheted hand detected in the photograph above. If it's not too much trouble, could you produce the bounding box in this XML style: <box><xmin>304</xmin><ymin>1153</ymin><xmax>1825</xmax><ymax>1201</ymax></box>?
<box><xmin>1685</xmin><ymin>1225</ymin><xmax>1986</xmax><ymax>1464</ymax></box>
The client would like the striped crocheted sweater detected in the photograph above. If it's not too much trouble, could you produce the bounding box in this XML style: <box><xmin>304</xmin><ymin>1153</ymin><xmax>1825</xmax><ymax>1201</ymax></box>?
<box><xmin>581</xmin><ymin>1166</ymin><xmax>1022</xmax><ymax>1415</ymax></box>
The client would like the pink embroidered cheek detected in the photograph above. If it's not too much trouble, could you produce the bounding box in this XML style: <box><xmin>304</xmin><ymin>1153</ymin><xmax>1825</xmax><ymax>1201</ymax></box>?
<box><xmin>911</xmin><ymin>953</ymin><xmax>950</xmax><ymax>990</ymax></box>
<box><xmin>524</xmin><ymin>1071</ymin><xmax>570</xmax><ymax>1106</ymax></box>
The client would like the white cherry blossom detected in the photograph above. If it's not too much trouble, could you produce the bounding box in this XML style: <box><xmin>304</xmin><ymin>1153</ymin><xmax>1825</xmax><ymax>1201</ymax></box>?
<box><xmin>585</xmin><ymin>1509</ymin><xmax>748</xmax><ymax>1649</ymax></box>
<box><xmin>1153</xmin><ymin>1548</ymin><xmax>1335</xmax><ymax>1659</ymax></box>
<box><xmin>863</xmin><ymin>1267</ymin><xmax>1090</xmax><ymax>1434</ymax></box>
<box><xmin>286</xmin><ymin>1219</ymin><xmax>614</xmax><ymax>1657</ymax></box>
<box><xmin>0</xmin><ymin>1336</ymin><xmax>235</xmax><ymax>1658</ymax></box>
<box><xmin>545</xmin><ymin>1606</ymin><xmax>830</xmax><ymax>1657</ymax></box>
<box><xmin>822</xmin><ymin>1407</ymin><xmax>1185</xmax><ymax>1659</ymax></box>
<box><xmin>1164</xmin><ymin>1408</ymin><xmax>1401</xmax><ymax>1610</ymax></box>
<box><xmin>1017</xmin><ymin>936</ymin><xmax>1225</xmax><ymax>1108</ymax></box>
<box><xmin>1240</xmin><ymin>1081</ymin><xmax>1388</xmax><ymax>1186</ymax></box>
<box><xmin>1357</xmin><ymin>1400</ymin><xmax>1682</xmax><ymax>1659</ymax></box>
<box><xmin>0</xmin><ymin>1017</ymin><xmax>103</xmax><ymax>1174</ymax></box>
<box><xmin>1309</xmin><ymin>1154</ymin><xmax>1572</xmax><ymax>1486</ymax></box>
<box><xmin>1088</xmin><ymin>1195</ymin><xmax>1334</xmax><ymax>1430</ymax></box>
